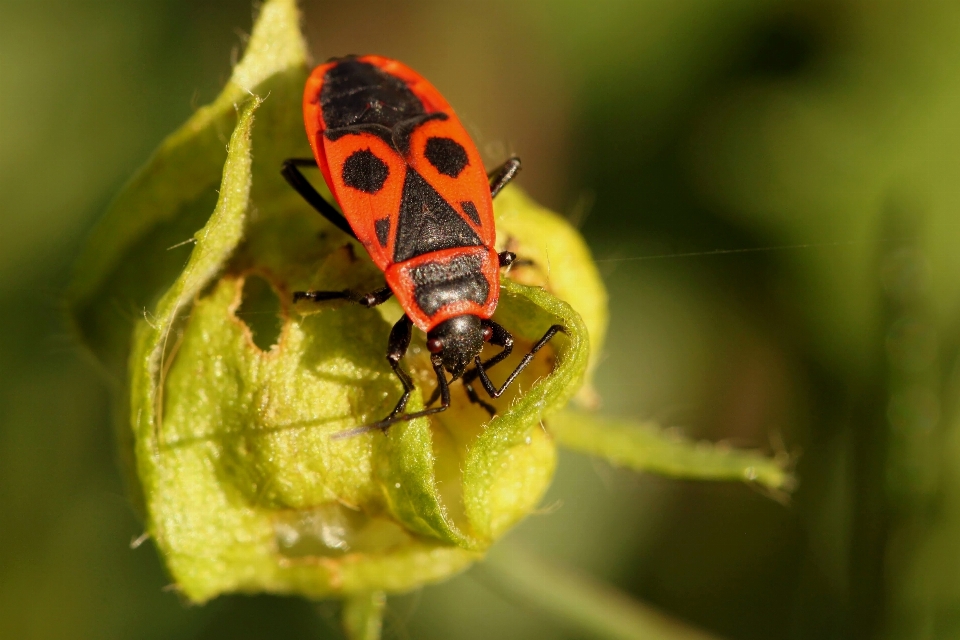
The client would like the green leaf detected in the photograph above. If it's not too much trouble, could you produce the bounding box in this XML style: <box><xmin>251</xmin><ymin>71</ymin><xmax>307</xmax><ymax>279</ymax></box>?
<box><xmin>493</xmin><ymin>186</ymin><xmax>608</xmax><ymax>407</ymax></box>
<box><xmin>65</xmin><ymin>0</ymin><xmax>312</xmax><ymax>513</ymax></box>
<box><xmin>462</xmin><ymin>282</ymin><xmax>588</xmax><ymax>542</ymax></box>
<box><xmin>66</xmin><ymin>0</ymin><xmax>308</xmax><ymax>375</ymax></box>
<box><xmin>550</xmin><ymin>411</ymin><xmax>795</xmax><ymax>493</ymax></box>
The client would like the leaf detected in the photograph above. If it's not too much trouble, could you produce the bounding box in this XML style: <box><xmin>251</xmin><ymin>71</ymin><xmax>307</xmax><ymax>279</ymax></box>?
<box><xmin>462</xmin><ymin>282</ymin><xmax>589</xmax><ymax>542</ymax></box>
<box><xmin>493</xmin><ymin>186</ymin><xmax>608</xmax><ymax>407</ymax></box>
<box><xmin>65</xmin><ymin>0</ymin><xmax>312</xmax><ymax>514</ymax></box>
<box><xmin>549</xmin><ymin>411</ymin><xmax>795</xmax><ymax>493</ymax></box>
<box><xmin>66</xmin><ymin>0</ymin><xmax>308</xmax><ymax>375</ymax></box>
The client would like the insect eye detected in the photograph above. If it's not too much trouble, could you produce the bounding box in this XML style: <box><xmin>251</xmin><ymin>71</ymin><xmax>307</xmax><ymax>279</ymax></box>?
<box><xmin>427</xmin><ymin>338</ymin><xmax>444</xmax><ymax>353</ymax></box>
<box><xmin>482</xmin><ymin>326</ymin><xmax>493</xmax><ymax>342</ymax></box>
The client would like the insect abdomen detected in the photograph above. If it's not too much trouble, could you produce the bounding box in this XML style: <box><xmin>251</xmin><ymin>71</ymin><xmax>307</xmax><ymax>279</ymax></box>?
<box><xmin>410</xmin><ymin>254</ymin><xmax>490</xmax><ymax>316</ymax></box>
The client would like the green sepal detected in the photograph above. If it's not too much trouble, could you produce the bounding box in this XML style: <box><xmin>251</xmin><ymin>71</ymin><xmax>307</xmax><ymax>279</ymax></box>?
<box><xmin>493</xmin><ymin>186</ymin><xmax>607</xmax><ymax>407</ymax></box>
<box><xmin>550</xmin><ymin>411</ymin><xmax>795</xmax><ymax>493</ymax></box>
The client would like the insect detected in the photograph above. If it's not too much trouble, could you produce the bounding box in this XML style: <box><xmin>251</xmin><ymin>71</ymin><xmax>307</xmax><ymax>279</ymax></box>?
<box><xmin>282</xmin><ymin>55</ymin><xmax>563</xmax><ymax>431</ymax></box>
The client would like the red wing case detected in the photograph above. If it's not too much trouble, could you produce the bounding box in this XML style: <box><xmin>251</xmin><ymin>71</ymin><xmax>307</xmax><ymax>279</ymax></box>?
<box><xmin>303</xmin><ymin>56</ymin><xmax>496</xmax><ymax>276</ymax></box>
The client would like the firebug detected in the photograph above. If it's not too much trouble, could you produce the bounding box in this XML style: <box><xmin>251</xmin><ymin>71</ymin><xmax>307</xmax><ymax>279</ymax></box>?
<box><xmin>282</xmin><ymin>55</ymin><xmax>562</xmax><ymax>431</ymax></box>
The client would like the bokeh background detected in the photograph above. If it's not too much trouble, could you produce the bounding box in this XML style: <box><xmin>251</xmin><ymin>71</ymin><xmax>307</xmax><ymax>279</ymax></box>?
<box><xmin>4</xmin><ymin>1</ymin><xmax>960</xmax><ymax>638</ymax></box>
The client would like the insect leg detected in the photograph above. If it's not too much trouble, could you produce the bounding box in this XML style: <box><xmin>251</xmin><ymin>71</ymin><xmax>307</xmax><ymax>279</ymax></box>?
<box><xmin>281</xmin><ymin>158</ymin><xmax>358</xmax><ymax>240</ymax></box>
<box><xmin>367</xmin><ymin>353</ymin><xmax>451</xmax><ymax>431</ymax></box>
<box><xmin>488</xmin><ymin>156</ymin><xmax>521</xmax><ymax>199</ymax></box>
<box><xmin>463</xmin><ymin>381</ymin><xmax>497</xmax><ymax>417</ymax></box>
<box><xmin>475</xmin><ymin>324</ymin><xmax>565</xmax><ymax>399</ymax></box>
<box><xmin>293</xmin><ymin>286</ymin><xmax>393</xmax><ymax>307</ymax></box>
<box><xmin>383</xmin><ymin>314</ymin><xmax>415</xmax><ymax>418</ymax></box>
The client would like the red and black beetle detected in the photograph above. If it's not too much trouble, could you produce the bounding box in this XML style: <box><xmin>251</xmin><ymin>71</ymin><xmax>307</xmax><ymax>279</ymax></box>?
<box><xmin>282</xmin><ymin>55</ymin><xmax>562</xmax><ymax>430</ymax></box>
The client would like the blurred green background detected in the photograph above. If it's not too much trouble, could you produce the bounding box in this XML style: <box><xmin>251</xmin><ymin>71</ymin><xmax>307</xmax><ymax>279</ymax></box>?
<box><xmin>3</xmin><ymin>0</ymin><xmax>960</xmax><ymax>638</ymax></box>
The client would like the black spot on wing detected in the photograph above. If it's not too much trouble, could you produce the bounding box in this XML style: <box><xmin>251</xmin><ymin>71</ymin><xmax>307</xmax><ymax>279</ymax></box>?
<box><xmin>321</xmin><ymin>60</ymin><xmax>425</xmax><ymax>132</ymax></box>
<box><xmin>460</xmin><ymin>201</ymin><xmax>481</xmax><ymax>225</ymax></box>
<box><xmin>342</xmin><ymin>149</ymin><xmax>389</xmax><ymax>194</ymax></box>
<box><xmin>394</xmin><ymin>169</ymin><xmax>483</xmax><ymax>263</ymax></box>
<box><xmin>375</xmin><ymin>217</ymin><xmax>390</xmax><ymax>247</ymax></box>
<box><xmin>411</xmin><ymin>254</ymin><xmax>489</xmax><ymax>316</ymax></box>
<box><xmin>424</xmin><ymin>137</ymin><xmax>469</xmax><ymax>178</ymax></box>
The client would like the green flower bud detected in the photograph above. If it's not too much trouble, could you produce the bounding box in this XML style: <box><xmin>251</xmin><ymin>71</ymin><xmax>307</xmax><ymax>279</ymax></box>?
<box><xmin>67</xmin><ymin>0</ymin><xmax>600</xmax><ymax>603</ymax></box>
<box><xmin>67</xmin><ymin>5</ymin><xmax>795</xmax><ymax>624</ymax></box>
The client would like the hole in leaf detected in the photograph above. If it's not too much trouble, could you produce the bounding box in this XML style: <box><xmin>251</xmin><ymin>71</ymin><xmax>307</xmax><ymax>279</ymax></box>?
<box><xmin>236</xmin><ymin>275</ymin><xmax>282</xmax><ymax>351</ymax></box>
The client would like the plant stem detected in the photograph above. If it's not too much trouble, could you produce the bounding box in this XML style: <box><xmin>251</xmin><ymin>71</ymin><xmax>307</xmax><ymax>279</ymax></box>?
<box><xmin>342</xmin><ymin>591</ymin><xmax>386</xmax><ymax>640</ymax></box>
<box><xmin>478</xmin><ymin>542</ymin><xmax>725</xmax><ymax>640</ymax></box>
